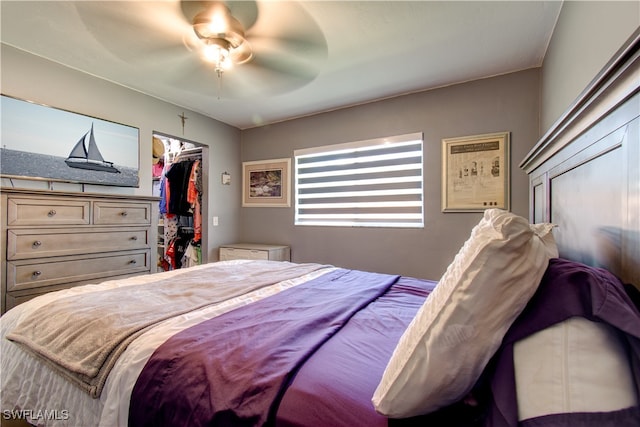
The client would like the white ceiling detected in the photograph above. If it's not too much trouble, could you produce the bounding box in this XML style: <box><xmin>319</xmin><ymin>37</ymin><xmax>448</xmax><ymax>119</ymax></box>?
<box><xmin>1</xmin><ymin>1</ymin><xmax>563</xmax><ymax>129</ymax></box>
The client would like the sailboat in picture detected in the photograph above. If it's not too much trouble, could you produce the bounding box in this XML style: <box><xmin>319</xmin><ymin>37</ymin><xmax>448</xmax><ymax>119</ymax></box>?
<box><xmin>65</xmin><ymin>123</ymin><xmax>120</xmax><ymax>173</ymax></box>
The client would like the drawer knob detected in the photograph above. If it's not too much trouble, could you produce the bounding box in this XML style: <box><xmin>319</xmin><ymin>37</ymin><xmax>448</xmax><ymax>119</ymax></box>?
<box><xmin>48</xmin><ymin>210</ymin><xmax>57</xmax><ymax>217</ymax></box>
<box><xmin>129</xmin><ymin>259</ymin><xmax>137</xmax><ymax>264</ymax></box>
<box><xmin>32</xmin><ymin>271</ymin><xmax>42</xmax><ymax>279</ymax></box>
<box><xmin>120</xmin><ymin>211</ymin><xmax>128</xmax><ymax>217</ymax></box>
<box><xmin>32</xmin><ymin>240</ymin><xmax>42</xmax><ymax>248</ymax></box>
<box><xmin>130</xmin><ymin>236</ymin><xmax>138</xmax><ymax>241</ymax></box>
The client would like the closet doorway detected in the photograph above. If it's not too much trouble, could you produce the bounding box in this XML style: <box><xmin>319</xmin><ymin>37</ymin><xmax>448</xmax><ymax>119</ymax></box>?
<box><xmin>152</xmin><ymin>132</ymin><xmax>209</xmax><ymax>272</ymax></box>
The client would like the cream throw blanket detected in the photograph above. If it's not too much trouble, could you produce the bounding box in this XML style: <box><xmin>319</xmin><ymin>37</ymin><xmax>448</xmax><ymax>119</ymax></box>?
<box><xmin>7</xmin><ymin>261</ymin><xmax>330</xmax><ymax>398</ymax></box>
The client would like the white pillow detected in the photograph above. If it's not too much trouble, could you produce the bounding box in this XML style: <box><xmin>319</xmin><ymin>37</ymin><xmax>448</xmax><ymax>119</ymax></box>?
<box><xmin>372</xmin><ymin>209</ymin><xmax>556</xmax><ymax>417</ymax></box>
<box><xmin>530</xmin><ymin>222</ymin><xmax>558</xmax><ymax>258</ymax></box>
<box><xmin>514</xmin><ymin>317</ymin><xmax>637</xmax><ymax>421</ymax></box>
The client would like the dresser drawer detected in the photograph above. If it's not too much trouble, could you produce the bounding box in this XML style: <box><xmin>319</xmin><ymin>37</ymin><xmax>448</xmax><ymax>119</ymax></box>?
<box><xmin>1</xmin><ymin>189</ymin><xmax>160</xmax><ymax>314</ymax></box>
<box><xmin>219</xmin><ymin>247</ymin><xmax>269</xmax><ymax>261</ymax></box>
<box><xmin>6</xmin><ymin>228</ymin><xmax>150</xmax><ymax>260</ymax></box>
<box><xmin>94</xmin><ymin>202</ymin><xmax>152</xmax><ymax>225</ymax></box>
<box><xmin>6</xmin><ymin>197</ymin><xmax>90</xmax><ymax>226</ymax></box>
<box><xmin>5</xmin><ymin>293</ymin><xmax>40</xmax><ymax>313</ymax></box>
<box><xmin>6</xmin><ymin>250</ymin><xmax>151</xmax><ymax>292</ymax></box>
<box><xmin>4</xmin><ymin>272</ymin><xmax>148</xmax><ymax>313</ymax></box>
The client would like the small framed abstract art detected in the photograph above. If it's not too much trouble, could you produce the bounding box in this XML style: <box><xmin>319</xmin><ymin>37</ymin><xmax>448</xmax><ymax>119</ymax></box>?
<box><xmin>242</xmin><ymin>158</ymin><xmax>291</xmax><ymax>207</ymax></box>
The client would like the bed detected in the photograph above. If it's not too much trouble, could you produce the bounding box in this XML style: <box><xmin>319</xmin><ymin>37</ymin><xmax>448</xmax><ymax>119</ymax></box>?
<box><xmin>2</xmin><ymin>30</ymin><xmax>640</xmax><ymax>427</ymax></box>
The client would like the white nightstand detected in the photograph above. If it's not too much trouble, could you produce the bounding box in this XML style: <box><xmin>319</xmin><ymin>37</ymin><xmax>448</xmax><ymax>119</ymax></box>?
<box><xmin>219</xmin><ymin>243</ymin><xmax>291</xmax><ymax>262</ymax></box>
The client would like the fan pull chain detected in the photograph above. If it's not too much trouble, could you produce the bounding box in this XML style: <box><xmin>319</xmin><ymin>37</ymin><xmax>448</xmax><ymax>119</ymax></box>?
<box><xmin>218</xmin><ymin>70</ymin><xmax>222</xmax><ymax>99</ymax></box>
<box><xmin>216</xmin><ymin>68</ymin><xmax>223</xmax><ymax>100</ymax></box>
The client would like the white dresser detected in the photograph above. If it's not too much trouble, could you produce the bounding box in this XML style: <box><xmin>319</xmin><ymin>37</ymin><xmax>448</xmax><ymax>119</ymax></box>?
<box><xmin>219</xmin><ymin>243</ymin><xmax>291</xmax><ymax>262</ymax></box>
<box><xmin>1</xmin><ymin>188</ymin><xmax>159</xmax><ymax>313</ymax></box>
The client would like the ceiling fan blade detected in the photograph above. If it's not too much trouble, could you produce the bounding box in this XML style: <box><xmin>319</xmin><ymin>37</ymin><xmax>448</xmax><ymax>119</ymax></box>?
<box><xmin>75</xmin><ymin>1</ymin><xmax>193</xmax><ymax>63</ymax></box>
<box><xmin>248</xmin><ymin>35</ymin><xmax>327</xmax><ymax>68</ymax></box>
<box><xmin>170</xmin><ymin>61</ymin><xmax>217</xmax><ymax>89</ymax></box>
<box><xmin>164</xmin><ymin>58</ymin><xmax>312</xmax><ymax>100</ymax></box>
<box><xmin>248</xmin><ymin>51</ymin><xmax>318</xmax><ymax>81</ymax></box>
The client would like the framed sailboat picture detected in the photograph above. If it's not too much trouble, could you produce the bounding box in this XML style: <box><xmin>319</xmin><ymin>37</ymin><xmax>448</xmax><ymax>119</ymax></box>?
<box><xmin>0</xmin><ymin>95</ymin><xmax>139</xmax><ymax>187</ymax></box>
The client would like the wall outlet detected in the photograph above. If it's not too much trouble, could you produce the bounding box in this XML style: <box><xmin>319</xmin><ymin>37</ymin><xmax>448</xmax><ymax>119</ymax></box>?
<box><xmin>213</xmin><ymin>216</ymin><xmax>219</xmax><ymax>226</ymax></box>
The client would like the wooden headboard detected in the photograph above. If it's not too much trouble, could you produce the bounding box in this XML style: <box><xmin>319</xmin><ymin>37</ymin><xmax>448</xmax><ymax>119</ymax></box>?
<box><xmin>521</xmin><ymin>29</ymin><xmax>639</xmax><ymax>288</ymax></box>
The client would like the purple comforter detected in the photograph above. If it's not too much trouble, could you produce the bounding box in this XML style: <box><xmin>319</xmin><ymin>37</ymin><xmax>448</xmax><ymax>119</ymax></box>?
<box><xmin>129</xmin><ymin>268</ymin><xmax>402</xmax><ymax>427</ymax></box>
<box><xmin>275</xmin><ymin>276</ymin><xmax>485</xmax><ymax>427</ymax></box>
<box><xmin>276</xmin><ymin>277</ymin><xmax>436</xmax><ymax>427</ymax></box>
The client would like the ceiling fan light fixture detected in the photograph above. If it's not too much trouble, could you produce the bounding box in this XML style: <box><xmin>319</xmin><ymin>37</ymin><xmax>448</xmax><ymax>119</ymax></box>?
<box><xmin>192</xmin><ymin>8</ymin><xmax>245</xmax><ymax>45</ymax></box>
<box><xmin>206</xmin><ymin>14</ymin><xmax>227</xmax><ymax>35</ymax></box>
<box><xmin>202</xmin><ymin>41</ymin><xmax>232</xmax><ymax>70</ymax></box>
<box><xmin>229</xmin><ymin>40</ymin><xmax>252</xmax><ymax>65</ymax></box>
<box><xmin>190</xmin><ymin>3</ymin><xmax>253</xmax><ymax>78</ymax></box>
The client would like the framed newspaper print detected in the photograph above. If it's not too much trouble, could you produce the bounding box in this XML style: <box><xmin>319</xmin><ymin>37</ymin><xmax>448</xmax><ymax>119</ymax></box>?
<box><xmin>441</xmin><ymin>132</ymin><xmax>510</xmax><ymax>212</ymax></box>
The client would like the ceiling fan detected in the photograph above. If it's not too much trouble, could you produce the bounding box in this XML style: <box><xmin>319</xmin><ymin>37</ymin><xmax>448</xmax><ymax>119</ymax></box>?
<box><xmin>74</xmin><ymin>1</ymin><xmax>328</xmax><ymax>99</ymax></box>
<box><xmin>182</xmin><ymin>1</ymin><xmax>255</xmax><ymax>76</ymax></box>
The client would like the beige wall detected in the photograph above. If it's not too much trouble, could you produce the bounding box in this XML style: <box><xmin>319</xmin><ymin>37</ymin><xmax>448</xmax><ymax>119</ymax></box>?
<box><xmin>240</xmin><ymin>69</ymin><xmax>540</xmax><ymax>280</ymax></box>
<box><xmin>0</xmin><ymin>44</ymin><xmax>243</xmax><ymax>262</ymax></box>
<box><xmin>540</xmin><ymin>1</ymin><xmax>639</xmax><ymax>134</ymax></box>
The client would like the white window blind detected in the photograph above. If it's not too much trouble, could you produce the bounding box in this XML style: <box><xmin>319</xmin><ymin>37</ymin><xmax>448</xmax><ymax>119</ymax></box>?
<box><xmin>294</xmin><ymin>132</ymin><xmax>423</xmax><ymax>228</ymax></box>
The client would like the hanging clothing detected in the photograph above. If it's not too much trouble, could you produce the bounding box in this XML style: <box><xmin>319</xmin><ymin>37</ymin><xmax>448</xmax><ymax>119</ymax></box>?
<box><xmin>165</xmin><ymin>160</ymin><xmax>195</xmax><ymax>216</ymax></box>
<box><xmin>159</xmin><ymin>166</ymin><xmax>168</xmax><ymax>215</ymax></box>
<box><xmin>173</xmin><ymin>226</ymin><xmax>194</xmax><ymax>269</ymax></box>
<box><xmin>187</xmin><ymin>160</ymin><xmax>199</xmax><ymax>206</ymax></box>
<box><xmin>181</xmin><ymin>242</ymin><xmax>200</xmax><ymax>269</ymax></box>
<box><xmin>163</xmin><ymin>214</ymin><xmax>179</xmax><ymax>246</ymax></box>
<box><xmin>152</xmin><ymin>160</ymin><xmax>164</xmax><ymax>178</ymax></box>
<box><xmin>158</xmin><ymin>151</ymin><xmax>203</xmax><ymax>270</ymax></box>
<box><xmin>187</xmin><ymin>160</ymin><xmax>202</xmax><ymax>242</ymax></box>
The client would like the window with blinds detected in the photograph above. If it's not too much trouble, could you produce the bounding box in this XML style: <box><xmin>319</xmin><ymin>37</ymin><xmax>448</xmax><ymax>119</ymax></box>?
<box><xmin>294</xmin><ymin>132</ymin><xmax>424</xmax><ymax>228</ymax></box>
